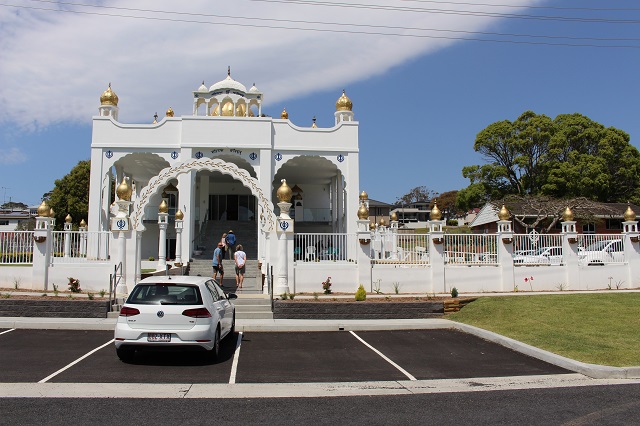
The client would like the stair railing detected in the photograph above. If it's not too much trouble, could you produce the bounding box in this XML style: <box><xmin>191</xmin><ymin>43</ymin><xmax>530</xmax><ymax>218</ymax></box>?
<box><xmin>108</xmin><ymin>261</ymin><xmax>122</xmax><ymax>311</ymax></box>
<box><xmin>192</xmin><ymin>208</ymin><xmax>210</xmax><ymax>252</ymax></box>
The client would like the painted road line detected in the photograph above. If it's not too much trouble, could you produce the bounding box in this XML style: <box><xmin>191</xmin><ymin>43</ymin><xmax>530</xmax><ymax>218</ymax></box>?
<box><xmin>38</xmin><ymin>339</ymin><xmax>115</xmax><ymax>383</ymax></box>
<box><xmin>0</xmin><ymin>328</ymin><xmax>16</xmax><ymax>336</ymax></box>
<box><xmin>229</xmin><ymin>332</ymin><xmax>244</xmax><ymax>384</ymax></box>
<box><xmin>349</xmin><ymin>331</ymin><xmax>417</xmax><ymax>381</ymax></box>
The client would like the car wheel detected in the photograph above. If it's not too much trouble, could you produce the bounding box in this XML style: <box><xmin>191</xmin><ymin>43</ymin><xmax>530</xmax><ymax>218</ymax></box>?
<box><xmin>227</xmin><ymin>313</ymin><xmax>236</xmax><ymax>340</ymax></box>
<box><xmin>210</xmin><ymin>326</ymin><xmax>221</xmax><ymax>362</ymax></box>
<box><xmin>116</xmin><ymin>346</ymin><xmax>135</xmax><ymax>362</ymax></box>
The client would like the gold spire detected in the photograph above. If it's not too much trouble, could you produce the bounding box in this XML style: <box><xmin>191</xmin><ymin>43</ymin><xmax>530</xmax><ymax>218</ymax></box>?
<box><xmin>357</xmin><ymin>201</ymin><xmax>369</xmax><ymax>220</ymax></box>
<box><xmin>152</xmin><ymin>112</ymin><xmax>158</xmax><ymax>124</ymax></box>
<box><xmin>369</xmin><ymin>222</ymin><xmax>375</xmax><ymax>230</ymax></box>
<box><xmin>562</xmin><ymin>206</ymin><xmax>574</xmax><ymax>222</ymax></box>
<box><xmin>116</xmin><ymin>177</ymin><xmax>132</xmax><ymax>201</ymax></box>
<box><xmin>498</xmin><ymin>204</ymin><xmax>510</xmax><ymax>221</ymax></box>
<box><xmin>49</xmin><ymin>208</ymin><xmax>54</xmax><ymax>218</ymax></box>
<box><xmin>65</xmin><ymin>214</ymin><xmax>72</xmax><ymax>223</ymax></box>
<box><xmin>159</xmin><ymin>199</ymin><xmax>169</xmax><ymax>214</ymax></box>
<box><xmin>166</xmin><ymin>107</ymin><xmax>174</xmax><ymax>117</ymax></box>
<box><xmin>335</xmin><ymin>90</ymin><xmax>353</xmax><ymax>111</ymax></box>
<box><xmin>430</xmin><ymin>201</ymin><xmax>442</xmax><ymax>221</ymax></box>
<box><xmin>390</xmin><ymin>212</ymin><xmax>398</xmax><ymax>222</ymax></box>
<box><xmin>281</xmin><ymin>108</ymin><xmax>289</xmax><ymax>119</ymax></box>
<box><xmin>37</xmin><ymin>201</ymin><xmax>50</xmax><ymax>217</ymax></box>
<box><xmin>359</xmin><ymin>191</ymin><xmax>368</xmax><ymax>201</ymax></box>
<box><xmin>276</xmin><ymin>179</ymin><xmax>293</xmax><ymax>203</ymax></box>
<box><xmin>311</xmin><ymin>116</ymin><xmax>317</xmax><ymax>128</ymax></box>
<box><xmin>80</xmin><ymin>219</ymin><xmax>87</xmax><ymax>227</ymax></box>
<box><xmin>100</xmin><ymin>83</ymin><xmax>119</xmax><ymax>106</ymax></box>
<box><xmin>175</xmin><ymin>209</ymin><xmax>184</xmax><ymax>220</ymax></box>
<box><xmin>378</xmin><ymin>218</ymin><xmax>385</xmax><ymax>227</ymax></box>
<box><xmin>624</xmin><ymin>203</ymin><xmax>636</xmax><ymax>221</ymax></box>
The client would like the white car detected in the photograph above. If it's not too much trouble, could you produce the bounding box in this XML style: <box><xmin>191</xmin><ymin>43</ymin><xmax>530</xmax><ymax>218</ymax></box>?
<box><xmin>513</xmin><ymin>246</ymin><xmax>563</xmax><ymax>265</ymax></box>
<box><xmin>579</xmin><ymin>239</ymin><xmax>624</xmax><ymax>265</ymax></box>
<box><xmin>114</xmin><ymin>276</ymin><xmax>236</xmax><ymax>362</ymax></box>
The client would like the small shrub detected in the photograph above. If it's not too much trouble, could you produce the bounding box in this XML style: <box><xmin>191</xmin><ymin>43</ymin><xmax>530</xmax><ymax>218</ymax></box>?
<box><xmin>392</xmin><ymin>282</ymin><xmax>401</xmax><ymax>294</ymax></box>
<box><xmin>41</xmin><ymin>293</ymin><xmax>47</xmax><ymax>297</ymax></box>
<box><xmin>556</xmin><ymin>283</ymin><xmax>567</xmax><ymax>291</ymax></box>
<box><xmin>99</xmin><ymin>289</ymin><xmax>106</xmax><ymax>297</ymax></box>
<box><xmin>615</xmin><ymin>280</ymin><xmax>625</xmax><ymax>290</ymax></box>
<box><xmin>53</xmin><ymin>283</ymin><xmax>59</xmax><ymax>297</ymax></box>
<box><xmin>322</xmin><ymin>276</ymin><xmax>332</xmax><ymax>294</ymax></box>
<box><xmin>87</xmin><ymin>293</ymin><xmax>94</xmax><ymax>300</ymax></box>
<box><xmin>67</xmin><ymin>294</ymin><xmax>73</xmax><ymax>299</ymax></box>
<box><xmin>451</xmin><ymin>287</ymin><xmax>459</xmax><ymax>298</ymax></box>
<box><xmin>1</xmin><ymin>293</ymin><xmax>11</xmax><ymax>299</ymax></box>
<box><xmin>280</xmin><ymin>293</ymin><xmax>288</xmax><ymax>300</ymax></box>
<box><xmin>373</xmin><ymin>279</ymin><xmax>383</xmax><ymax>294</ymax></box>
<box><xmin>355</xmin><ymin>284</ymin><xmax>367</xmax><ymax>301</ymax></box>
<box><xmin>68</xmin><ymin>277</ymin><xmax>81</xmax><ymax>293</ymax></box>
<box><xmin>13</xmin><ymin>278</ymin><xmax>21</xmax><ymax>290</ymax></box>
<box><xmin>289</xmin><ymin>292</ymin><xmax>296</xmax><ymax>300</ymax></box>
<box><xmin>313</xmin><ymin>292</ymin><xmax>319</xmax><ymax>300</ymax></box>
<box><xmin>148</xmin><ymin>256</ymin><xmax>155</xmax><ymax>261</ymax></box>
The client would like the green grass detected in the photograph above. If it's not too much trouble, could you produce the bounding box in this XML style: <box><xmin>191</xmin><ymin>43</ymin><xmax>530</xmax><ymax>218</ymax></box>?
<box><xmin>449</xmin><ymin>293</ymin><xmax>640</xmax><ymax>367</ymax></box>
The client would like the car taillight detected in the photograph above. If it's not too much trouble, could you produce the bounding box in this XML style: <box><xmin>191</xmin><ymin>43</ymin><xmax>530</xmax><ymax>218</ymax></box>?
<box><xmin>120</xmin><ymin>306</ymin><xmax>140</xmax><ymax>317</ymax></box>
<box><xmin>182</xmin><ymin>307</ymin><xmax>212</xmax><ymax>318</ymax></box>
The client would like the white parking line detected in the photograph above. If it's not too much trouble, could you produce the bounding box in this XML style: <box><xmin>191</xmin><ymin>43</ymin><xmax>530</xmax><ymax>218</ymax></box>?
<box><xmin>0</xmin><ymin>328</ymin><xmax>16</xmax><ymax>336</ymax></box>
<box><xmin>38</xmin><ymin>339</ymin><xmax>114</xmax><ymax>384</ymax></box>
<box><xmin>349</xmin><ymin>331</ymin><xmax>417</xmax><ymax>381</ymax></box>
<box><xmin>228</xmin><ymin>332</ymin><xmax>243</xmax><ymax>384</ymax></box>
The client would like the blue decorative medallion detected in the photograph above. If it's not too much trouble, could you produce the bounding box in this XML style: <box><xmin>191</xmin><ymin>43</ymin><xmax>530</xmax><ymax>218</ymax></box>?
<box><xmin>171</xmin><ymin>151</ymin><xmax>179</xmax><ymax>160</ymax></box>
<box><xmin>105</xmin><ymin>150</ymin><xmax>113</xmax><ymax>159</ymax></box>
<box><xmin>195</xmin><ymin>151</ymin><xmax>204</xmax><ymax>159</ymax></box>
<box><xmin>279</xmin><ymin>221</ymin><xmax>289</xmax><ymax>231</ymax></box>
<box><xmin>275</xmin><ymin>153</ymin><xmax>283</xmax><ymax>161</ymax></box>
<box><xmin>337</xmin><ymin>154</ymin><xmax>345</xmax><ymax>163</ymax></box>
<box><xmin>249</xmin><ymin>152</ymin><xmax>257</xmax><ymax>161</ymax></box>
<box><xmin>116</xmin><ymin>219</ymin><xmax>126</xmax><ymax>230</ymax></box>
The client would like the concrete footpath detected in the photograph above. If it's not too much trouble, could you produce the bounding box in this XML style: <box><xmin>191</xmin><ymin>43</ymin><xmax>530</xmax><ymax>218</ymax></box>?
<box><xmin>1</xmin><ymin>316</ymin><xmax>639</xmax><ymax>381</ymax></box>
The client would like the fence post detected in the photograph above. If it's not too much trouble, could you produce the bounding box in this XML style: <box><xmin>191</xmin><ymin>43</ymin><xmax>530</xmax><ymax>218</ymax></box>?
<box><xmin>32</xmin><ymin>211</ymin><xmax>53</xmax><ymax>291</ymax></box>
<box><xmin>622</xmin><ymin>205</ymin><xmax>639</xmax><ymax>289</ymax></box>
<box><xmin>356</xmin><ymin>202</ymin><xmax>372</xmax><ymax>291</ymax></box>
<box><xmin>497</xmin><ymin>212</ymin><xmax>514</xmax><ymax>292</ymax></box>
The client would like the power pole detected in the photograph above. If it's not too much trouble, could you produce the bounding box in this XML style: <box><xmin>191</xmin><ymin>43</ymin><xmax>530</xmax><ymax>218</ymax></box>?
<box><xmin>1</xmin><ymin>186</ymin><xmax>9</xmax><ymax>206</ymax></box>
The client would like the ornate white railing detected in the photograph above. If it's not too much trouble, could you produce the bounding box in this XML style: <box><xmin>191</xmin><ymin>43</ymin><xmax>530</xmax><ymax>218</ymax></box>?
<box><xmin>372</xmin><ymin>232</ymin><xmax>429</xmax><ymax>264</ymax></box>
<box><xmin>513</xmin><ymin>232</ymin><xmax>564</xmax><ymax>266</ymax></box>
<box><xmin>0</xmin><ymin>231</ymin><xmax>34</xmax><ymax>264</ymax></box>
<box><xmin>444</xmin><ymin>234</ymin><xmax>499</xmax><ymax>265</ymax></box>
<box><xmin>51</xmin><ymin>231</ymin><xmax>110</xmax><ymax>263</ymax></box>
<box><xmin>294</xmin><ymin>233</ymin><xmax>357</xmax><ymax>263</ymax></box>
<box><xmin>578</xmin><ymin>234</ymin><xmax>625</xmax><ymax>265</ymax></box>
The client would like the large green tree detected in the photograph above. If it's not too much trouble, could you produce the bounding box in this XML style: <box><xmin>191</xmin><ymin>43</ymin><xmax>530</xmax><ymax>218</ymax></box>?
<box><xmin>47</xmin><ymin>160</ymin><xmax>90</xmax><ymax>229</ymax></box>
<box><xmin>457</xmin><ymin>111</ymin><xmax>640</xmax><ymax>211</ymax></box>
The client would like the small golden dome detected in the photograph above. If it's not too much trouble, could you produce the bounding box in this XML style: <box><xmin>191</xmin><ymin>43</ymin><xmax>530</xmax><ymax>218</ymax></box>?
<box><xmin>116</xmin><ymin>177</ymin><xmax>132</xmax><ymax>201</ymax></box>
<box><xmin>100</xmin><ymin>83</ymin><xmax>119</xmax><ymax>106</ymax></box>
<box><xmin>359</xmin><ymin>191</ymin><xmax>368</xmax><ymax>201</ymax></box>
<box><xmin>498</xmin><ymin>205</ymin><xmax>510</xmax><ymax>221</ymax></box>
<box><xmin>562</xmin><ymin>206</ymin><xmax>574</xmax><ymax>222</ymax></box>
<box><xmin>378</xmin><ymin>218</ymin><xmax>385</xmax><ymax>227</ymax></box>
<box><xmin>624</xmin><ymin>203</ymin><xmax>636</xmax><ymax>221</ymax></box>
<box><xmin>159</xmin><ymin>199</ymin><xmax>169</xmax><ymax>214</ymax></box>
<box><xmin>369</xmin><ymin>222</ymin><xmax>375</xmax><ymax>230</ymax></box>
<box><xmin>49</xmin><ymin>208</ymin><xmax>54</xmax><ymax>217</ymax></box>
<box><xmin>166</xmin><ymin>107</ymin><xmax>174</xmax><ymax>117</ymax></box>
<box><xmin>80</xmin><ymin>219</ymin><xmax>87</xmax><ymax>227</ymax></box>
<box><xmin>37</xmin><ymin>201</ymin><xmax>50</xmax><ymax>217</ymax></box>
<box><xmin>281</xmin><ymin>108</ymin><xmax>289</xmax><ymax>119</ymax></box>
<box><xmin>311</xmin><ymin>117</ymin><xmax>317</xmax><ymax>128</ymax></box>
<box><xmin>357</xmin><ymin>202</ymin><xmax>369</xmax><ymax>220</ymax></box>
<box><xmin>390</xmin><ymin>212</ymin><xmax>398</xmax><ymax>222</ymax></box>
<box><xmin>430</xmin><ymin>201</ymin><xmax>442</xmax><ymax>221</ymax></box>
<box><xmin>175</xmin><ymin>209</ymin><xmax>184</xmax><ymax>220</ymax></box>
<box><xmin>335</xmin><ymin>90</ymin><xmax>353</xmax><ymax>111</ymax></box>
<box><xmin>276</xmin><ymin>179</ymin><xmax>293</xmax><ymax>203</ymax></box>
<box><xmin>65</xmin><ymin>214</ymin><xmax>72</xmax><ymax>223</ymax></box>
<box><xmin>211</xmin><ymin>102</ymin><xmax>235</xmax><ymax>116</ymax></box>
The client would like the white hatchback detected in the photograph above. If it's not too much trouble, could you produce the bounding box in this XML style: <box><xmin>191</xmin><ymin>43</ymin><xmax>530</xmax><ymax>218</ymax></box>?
<box><xmin>114</xmin><ymin>276</ymin><xmax>236</xmax><ymax>362</ymax></box>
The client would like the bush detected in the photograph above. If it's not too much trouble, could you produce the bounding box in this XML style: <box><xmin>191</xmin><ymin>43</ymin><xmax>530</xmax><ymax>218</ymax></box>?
<box><xmin>355</xmin><ymin>284</ymin><xmax>367</xmax><ymax>301</ymax></box>
<box><xmin>451</xmin><ymin>287</ymin><xmax>459</xmax><ymax>298</ymax></box>
<box><xmin>148</xmin><ymin>256</ymin><xmax>155</xmax><ymax>261</ymax></box>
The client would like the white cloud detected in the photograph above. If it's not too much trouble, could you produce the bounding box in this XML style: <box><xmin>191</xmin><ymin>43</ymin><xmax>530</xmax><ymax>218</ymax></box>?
<box><xmin>0</xmin><ymin>147</ymin><xmax>27</xmax><ymax>164</ymax></box>
<box><xmin>0</xmin><ymin>0</ymin><xmax>543</xmax><ymax>128</ymax></box>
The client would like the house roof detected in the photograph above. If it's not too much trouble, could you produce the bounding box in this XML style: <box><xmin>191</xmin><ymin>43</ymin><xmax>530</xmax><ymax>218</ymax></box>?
<box><xmin>368</xmin><ymin>199</ymin><xmax>394</xmax><ymax>208</ymax></box>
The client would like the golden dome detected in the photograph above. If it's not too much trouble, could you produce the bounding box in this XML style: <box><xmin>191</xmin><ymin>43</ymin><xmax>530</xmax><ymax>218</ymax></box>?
<box><xmin>276</xmin><ymin>179</ymin><xmax>292</xmax><ymax>203</ymax></box>
<box><xmin>357</xmin><ymin>202</ymin><xmax>369</xmax><ymax>220</ymax></box>
<box><xmin>390</xmin><ymin>212</ymin><xmax>398</xmax><ymax>222</ymax></box>
<box><xmin>49</xmin><ymin>208</ymin><xmax>54</xmax><ymax>217</ymax></box>
<box><xmin>80</xmin><ymin>219</ymin><xmax>87</xmax><ymax>227</ymax></box>
<box><xmin>159</xmin><ymin>199</ymin><xmax>169</xmax><ymax>214</ymax></box>
<box><xmin>100</xmin><ymin>83</ymin><xmax>119</xmax><ymax>106</ymax></box>
<box><xmin>359</xmin><ymin>191</ymin><xmax>368</xmax><ymax>201</ymax></box>
<box><xmin>175</xmin><ymin>209</ymin><xmax>184</xmax><ymax>220</ymax></box>
<box><xmin>562</xmin><ymin>206</ymin><xmax>574</xmax><ymax>222</ymax></box>
<box><xmin>235</xmin><ymin>103</ymin><xmax>254</xmax><ymax>117</ymax></box>
<box><xmin>498</xmin><ymin>205</ymin><xmax>510</xmax><ymax>221</ymax></box>
<box><xmin>211</xmin><ymin>102</ymin><xmax>234</xmax><ymax>116</ymax></box>
<box><xmin>166</xmin><ymin>107</ymin><xmax>174</xmax><ymax>117</ymax></box>
<box><xmin>430</xmin><ymin>201</ymin><xmax>442</xmax><ymax>221</ymax></box>
<box><xmin>281</xmin><ymin>108</ymin><xmax>289</xmax><ymax>119</ymax></box>
<box><xmin>378</xmin><ymin>218</ymin><xmax>385</xmax><ymax>227</ymax></box>
<box><xmin>624</xmin><ymin>203</ymin><xmax>636</xmax><ymax>221</ymax></box>
<box><xmin>369</xmin><ymin>222</ymin><xmax>375</xmax><ymax>230</ymax></box>
<box><xmin>335</xmin><ymin>90</ymin><xmax>352</xmax><ymax>111</ymax></box>
<box><xmin>37</xmin><ymin>201</ymin><xmax>50</xmax><ymax>217</ymax></box>
<box><xmin>65</xmin><ymin>214</ymin><xmax>72</xmax><ymax>223</ymax></box>
<box><xmin>116</xmin><ymin>177</ymin><xmax>132</xmax><ymax>201</ymax></box>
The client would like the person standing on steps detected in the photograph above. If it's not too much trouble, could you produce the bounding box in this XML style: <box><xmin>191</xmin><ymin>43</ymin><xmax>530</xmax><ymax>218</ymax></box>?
<box><xmin>234</xmin><ymin>244</ymin><xmax>247</xmax><ymax>289</ymax></box>
<box><xmin>212</xmin><ymin>242</ymin><xmax>224</xmax><ymax>283</ymax></box>
<box><xmin>220</xmin><ymin>232</ymin><xmax>228</xmax><ymax>260</ymax></box>
<box><xmin>225</xmin><ymin>229</ymin><xmax>236</xmax><ymax>260</ymax></box>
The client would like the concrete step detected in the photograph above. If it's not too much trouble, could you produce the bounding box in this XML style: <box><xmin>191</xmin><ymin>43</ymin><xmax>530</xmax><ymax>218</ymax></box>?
<box><xmin>236</xmin><ymin>311</ymin><xmax>274</xmax><ymax>320</ymax></box>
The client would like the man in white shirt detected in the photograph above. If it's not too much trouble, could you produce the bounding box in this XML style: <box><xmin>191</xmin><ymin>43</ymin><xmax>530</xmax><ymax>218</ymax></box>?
<box><xmin>234</xmin><ymin>244</ymin><xmax>247</xmax><ymax>289</ymax></box>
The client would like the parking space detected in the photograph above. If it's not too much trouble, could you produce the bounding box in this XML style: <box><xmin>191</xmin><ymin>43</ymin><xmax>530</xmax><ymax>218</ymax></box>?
<box><xmin>0</xmin><ymin>329</ymin><xmax>570</xmax><ymax>384</ymax></box>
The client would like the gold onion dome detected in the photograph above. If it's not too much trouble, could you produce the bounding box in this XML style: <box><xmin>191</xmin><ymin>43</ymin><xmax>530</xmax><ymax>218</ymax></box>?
<box><xmin>276</xmin><ymin>179</ymin><xmax>293</xmax><ymax>203</ymax></box>
<box><xmin>159</xmin><ymin>199</ymin><xmax>169</xmax><ymax>214</ymax></box>
<box><xmin>65</xmin><ymin>214</ymin><xmax>72</xmax><ymax>223</ymax></box>
<box><xmin>359</xmin><ymin>191</ymin><xmax>368</xmax><ymax>201</ymax></box>
<box><xmin>390</xmin><ymin>212</ymin><xmax>398</xmax><ymax>222</ymax></box>
<box><xmin>116</xmin><ymin>177</ymin><xmax>132</xmax><ymax>201</ymax></box>
<box><xmin>100</xmin><ymin>83</ymin><xmax>119</xmax><ymax>106</ymax></box>
<box><xmin>369</xmin><ymin>222</ymin><xmax>375</xmax><ymax>230</ymax></box>
<box><xmin>49</xmin><ymin>208</ymin><xmax>54</xmax><ymax>217</ymax></box>
<box><xmin>37</xmin><ymin>201</ymin><xmax>50</xmax><ymax>217</ymax></box>
<box><xmin>335</xmin><ymin>90</ymin><xmax>353</xmax><ymax>111</ymax></box>
<box><xmin>430</xmin><ymin>201</ymin><xmax>442</xmax><ymax>221</ymax></box>
<box><xmin>175</xmin><ymin>209</ymin><xmax>184</xmax><ymax>220</ymax></box>
<box><xmin>80</xmin><ymin>219</ymin><xmax>87</xmax><ymax>227</ymax></box>
<box><xmin>211</xmin><ymin>102</ymin><xmax>234</xmax><ymax>117</ymax></box>
<box><xmin>357</xmin><ymin>202</ymin><xmax>369</xmax><ymax>220</ymax></box>
<box><xmin>562</xmin><ymin>206</ymin><xmax>574</xmax><ymax>222</ymax></box>
<box><xmin>379</xmin><ymin>218</ymin><xmax>385</xmax><ymax>227</ymax></box>
<box><xmin>166</xmin><ymin>107</ymin><xmax>174</xmax><ymax>117</ymax></box>
<box><xmin>624</xmin><ymin>203</ymin><xmax>636</xmax><ymax>221</ymax></box>
<box><xmin>498</xmin><ymin>205</ymin><xmax>510</xmax><ymax>221</ymax></box>
<box><xmin>281</xmin><ymin>108</ymin><xmax>289</xmax><ymax>119</ymax></box>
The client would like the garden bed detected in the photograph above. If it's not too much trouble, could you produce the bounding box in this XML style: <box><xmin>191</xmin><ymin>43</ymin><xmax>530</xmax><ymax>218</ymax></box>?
<box><xmin>274</xmin><ymin>299</ymin><xmax>446</xmax><ymax>319</ymax></box>
<box><xmin>0</xmin><ymin>296</ymin><xmax>110</xmax><ymax>318</ymax></box>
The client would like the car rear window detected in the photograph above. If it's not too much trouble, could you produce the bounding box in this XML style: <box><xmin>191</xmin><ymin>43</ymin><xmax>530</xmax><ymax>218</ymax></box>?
<box><xmin>126</xmin><ymin>284</ymin><xmax>203</xmax><ymax>305</ymax></box>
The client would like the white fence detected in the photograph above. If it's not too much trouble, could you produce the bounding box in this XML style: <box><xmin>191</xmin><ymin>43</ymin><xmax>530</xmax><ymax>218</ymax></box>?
<box><xmin>444</xmin><ymin>234</ymin><xmax>499</xmax><ymax>265</ymax></box>
<box><xmin>0</xmin><ymin>231</ymin><xmax>34</xmax><ymax>264</ymax></box>
<box><xmin>372</xmin><ymin>233</ymin><xmax>429</xmax><ymax>264</ymax></box>
<box><xmin>51</xmin><ymin>231</ymin><xmax>110</xmax><ymax>262</ymax></box>
<box><xmin>294</xmin><ymin>233</ymin><xmax>358</xmax><ymax>262</ymax></box>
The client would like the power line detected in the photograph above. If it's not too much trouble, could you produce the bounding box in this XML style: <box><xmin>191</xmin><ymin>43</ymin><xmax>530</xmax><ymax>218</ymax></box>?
<box><xmin>397</xmin><ymin>0</ymin><xmax>640</xmax><ymax>12</ymax></box>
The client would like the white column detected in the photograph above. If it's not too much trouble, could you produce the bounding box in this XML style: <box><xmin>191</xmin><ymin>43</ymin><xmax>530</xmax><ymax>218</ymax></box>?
<box><xmin>175</xmin><ymin>216</ymin><xmax>184</xmax><ymax>267</ymax></box>
<box><xmin>497</xmin><ymin>220</ymin><xmax>514</xmax><ymax>292</ymax></box>
<box><xmin>63</xmin><ymin>220</ymin><xmax>72</xmax><ymax>258</ymax></box>
<box><xmin>113</xmin><ymin>199</ymin><xmax>132</xmax><ymax>296</ymax></box>
<box><xmin>336</xmin><ymin>172</ymin><xmax>344</xmax><ymax>232</ymax></box>
<box><xmin>623</xmin><ymin>220</ymin><xmax>640</xmax><ymax>289</ymax></box>
<box><xmin>274</xmin><ymin>201</ymin><xmax>293</xmax><ymax>295</ymax></box>
<box><xmin>428</xmin><ymin>220</ymin><xmax>445</xmax><ymax>294</ymax></box>
<box><xmin>357</xmin><ymin>219</ymin><xmax>372</xmax><ymax>291</ymax></box>
<box><xmin>157</xmin><ymin>212</ymin><xmax>168</xmax><ymax>270</ymax></box>
<box><xmin>32</xmin><ymin>216</ymin><xmax>52</xmax><ymax>291</ymax></box>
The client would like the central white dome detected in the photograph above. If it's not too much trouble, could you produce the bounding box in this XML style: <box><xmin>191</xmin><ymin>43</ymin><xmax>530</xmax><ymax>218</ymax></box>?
<box><xmin>209</xmin><ymin>75</ymin><xmax>247</xmax><ymax>93</ymax></box>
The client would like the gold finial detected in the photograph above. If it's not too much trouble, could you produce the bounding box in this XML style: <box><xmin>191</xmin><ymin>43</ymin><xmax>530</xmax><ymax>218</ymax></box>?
<box><xmin>227</xmin><ymin>66</ymin><xmax>231</xmax><ymax>76</ymax></box>
<box><xmin>37</xmin><ymin>201</ymin><xmax>50</xmax><ymax>217</ymax></box>
<box><xmin>498</xmin><ymin>204</ymin><xmax>510</xmax><ymax>221</ymax></box>
<box><xmin>311</xmin><ymin>116</ymin><xmax>317</xmax><ymax>128</ymax></box>
<box><xmin>100</xmin><ymin>83</ymin><xmax>119</xmax><ymax>106</ymax></box>
<box><xmin>390</xmin><ymin>212</ymin><xmax>398</xmax><ymax>222</ymax></box>
<box><xmin>357</xmin><ymin>201</ymin><xmax>369</xmax><ymax>220</ymax></box>
<box><xmin>159</xmin><ymin>199</ymin><xmax>169</xmax><ymax>214</ymax></box>
<box><xmin>175</xmin><ymin>209</ymin><xmax>184</xmax><ymax>220</ymax></box>
<box><xmin>166</xmin><ymin>107</ymin><xmax>174</xmax><ymax>117</ymax></box>
<box><xmin>153</xmin><ymin>112</ymin><xmax>158</xmax><ymax>124</ymax></box>
<box><xmin>359</xmin><ymin>190</ymin><xmax>368</xmax><ymax>201</ymax></box>
<box><xmin>369</xmin><ymin>222</ymin><xmax>375</xmax><ymax>230</ymax></box>
<box><xmin>65</xmin><ymin>214</ymin><xmax>72</xmax><ymax>223</ymax></box>
<box><xmin>430</xmin><ymin>201</ymin><xmax>442</xmax><ymax>221</ymax></box>
<box><xmin>378</xmin><ymin>218</ymin><xmax>385</xmax><ymax>227</ymax></box>
<box><xmin>49</xmin><ymin>208</ymin><xmax>54</xmax><ymax>218</ymax></box>
<box><xmin>335</xmin><ymin>89</ymin><xmax>353</xmax><ymax>111</ymax></box>
<box><xmin>276</xmin><ymin>179</ymin><xmax>293</xmax><ymax>203</ymax></box>
<box><xmin>562</xmin><ymin>206</ymin><xmax>574</xmax><ymax>222</ymax></box>
<box><xmin>116</xmin><ymin>176</ymin><xmax>132</xmax><ymax>201</ymax></box>
<box><xmin>80</xmin><ymin>219</ymin><xmax>87</xmax><ymax>228</ymax></box>
<box><xmin>281</xmin><ymin>108</ymin><xmax>289</xmax><ymax>119</ymax></box>
<box><xmin>624</xmin><ymin>202</ymin><xmax>636</xmax><ymax>221</ymax></box>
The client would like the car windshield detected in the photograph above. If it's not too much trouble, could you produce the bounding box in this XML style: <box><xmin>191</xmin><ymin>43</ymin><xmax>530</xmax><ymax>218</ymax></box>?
<box><xmin>126</xmin><ymin>284</ymin><xmax>203</xmax><ymax>305</ymax></box>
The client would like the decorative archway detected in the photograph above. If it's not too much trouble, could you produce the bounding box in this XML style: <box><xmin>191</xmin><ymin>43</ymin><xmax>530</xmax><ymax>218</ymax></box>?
<box><xmin>131</xmin><ymin>158</ymin><xmax>276</xmax><ymax>233</ymax></box>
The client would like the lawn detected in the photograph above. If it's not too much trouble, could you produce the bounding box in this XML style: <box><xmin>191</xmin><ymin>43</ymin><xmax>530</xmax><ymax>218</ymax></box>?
<box><xmin>449</xmin><ymin>293</ymin><xmax>640</xmax><ymax>367</ymax></box>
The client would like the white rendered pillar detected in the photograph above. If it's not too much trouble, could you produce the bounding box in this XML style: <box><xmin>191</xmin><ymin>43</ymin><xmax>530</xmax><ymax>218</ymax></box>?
<box><xmin>157</xmin><ymin>211</ymin><xmax>168</xmax><ymax>271</ymax></box>
<box><xmin>113</xmin><ymin>199</ymin><xmax>132</xmax><ymax>296</ymax></box>
<box><xmin>175</xmin><ymin>211</ymin><xmax>184</xmax><ymax>268</ymax></box>
<box><xmin>275</xmin><ymin>200</ymin><xmax>293</xmax><ymax>295</ymax></box>
<box><xmin>63</xmin><ymin>217</ymin><xmax>72</xmax><ymax>258</ymax></box>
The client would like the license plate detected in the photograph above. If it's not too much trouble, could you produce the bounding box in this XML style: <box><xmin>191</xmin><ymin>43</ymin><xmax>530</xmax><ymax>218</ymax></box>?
<box><xmin>147</xmin><ymin>333</ymin><xmax>171</xmax><ymax>342</ymax></box>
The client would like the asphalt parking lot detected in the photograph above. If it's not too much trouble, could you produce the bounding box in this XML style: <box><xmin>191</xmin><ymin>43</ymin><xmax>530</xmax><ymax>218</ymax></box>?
<box><xmin>0</xmin><ymin>328</ymin><xmax>569</xmax><ymax>384</ymax></box>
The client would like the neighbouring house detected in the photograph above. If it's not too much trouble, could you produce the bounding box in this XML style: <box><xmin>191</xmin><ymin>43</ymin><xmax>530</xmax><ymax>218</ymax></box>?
<box><xmin>0</xmin><ymin>209</ymin><xmax>34</xmax><ymax>231</ymax></box>
<box><xmin>365</xmin><ymin>198</ymin><xmax>394</xmax><ymax>226</ymax></box>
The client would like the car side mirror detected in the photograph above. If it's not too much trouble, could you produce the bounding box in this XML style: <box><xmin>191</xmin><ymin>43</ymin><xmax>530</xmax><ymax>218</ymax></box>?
<box><xmin>227</xmin><ymin>293</ymin><xmax>238</xmax><ymax>300</ymax></box>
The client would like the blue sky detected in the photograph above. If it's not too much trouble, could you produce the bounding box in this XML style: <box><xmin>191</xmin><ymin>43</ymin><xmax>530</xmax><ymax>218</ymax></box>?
<box><xmin>1</xmin><ymin>0</ymin><xmax>639</xmax><ymax>207</ymax></box>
